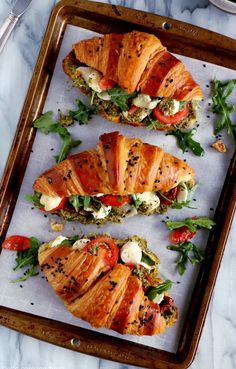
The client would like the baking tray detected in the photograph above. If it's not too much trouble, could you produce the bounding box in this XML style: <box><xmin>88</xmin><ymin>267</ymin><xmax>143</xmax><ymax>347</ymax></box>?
<box><xmin>0</xmin><ymin>1</ymin><xmax>236</xmax><ymax>368</ymax></box>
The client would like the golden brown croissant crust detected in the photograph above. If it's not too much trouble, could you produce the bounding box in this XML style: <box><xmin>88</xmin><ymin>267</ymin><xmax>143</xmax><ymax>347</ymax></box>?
<box><xmin>38</xmin><ymin>235</ymin><xmax>178</xmax><ymax>336</ymax></box>
<box><xmin>33</xmin><ymin>131</ymin><xmax>194</xmax><ymax>197</ymax></box>
<box><xmin>63</xmin><ymin>30</ymin><xmax>203</xmax><ymax>101</ymax></box>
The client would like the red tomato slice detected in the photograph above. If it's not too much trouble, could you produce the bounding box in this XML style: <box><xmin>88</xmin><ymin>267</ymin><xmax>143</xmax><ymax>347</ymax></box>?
<box><xmin>128</xmin><ymin>105</ymin><xmax>139</xmax><ymax>115</ymax></box>
<box><xmin>99</xmin><ymin>195</ymin><xmax>131</xmax><ymax>207</ymax></box>
<box><xmin>153</xmin><ymin>103</ymin><xmax>189</xmax><ymax>125</ymax></box>
<box><xmin>83</xmin><ymin>236</ymin><xmax>118</xmax><ymax>267</ymax></box>
<box><xmin>170</xmin><ymin>226</ymin><xmax>196</xmax><ymax>244</ymax></box>
<box><xmin>99</xmin><ymin>77</ymin><xmax>116</xmax><ymax>91</ymax></box>
<box><xmin>159</xmin><ymin>187</ymin><xmax>178</xmax><ymax>206</ymax></box>
<box><xmin>2</xmin><ymin>235</ymin><xmax>31</xmax><ymax>251</ymax></box>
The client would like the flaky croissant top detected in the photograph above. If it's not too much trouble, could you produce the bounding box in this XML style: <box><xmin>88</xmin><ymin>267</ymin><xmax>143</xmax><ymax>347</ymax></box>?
<box><xmin>64</xmin><ymin>30</ymin><xmax>203</xmax><ymax>101</ymax></box>
<box><xmin>38</xmin><ymin>237</ymin><xmax>177</xmax><ymax>336</ymax></box>
<box><xmin>33</xmin><ymin>131</ymin><xmax>194</xmax><ymax>197</ymax></box>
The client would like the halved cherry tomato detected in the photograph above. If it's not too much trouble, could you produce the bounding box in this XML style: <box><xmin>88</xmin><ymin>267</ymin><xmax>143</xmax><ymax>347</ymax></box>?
<box><xmin>159</xmin><ymin>187</ymin><xmax>178</xmax><ymax>206</ymax></box>
<box><xmin>99</xmin><ymin>195</ymin><xmax>131</xmax><ymax>207</ymax></box>
<box><xmin>153</xmin><ymin>103</ymin><xmax>189</xmax><ymax>125</ymax></box>
<box><xmin>99</xmin><ymin>77</ymin><xmax>116</xmax><ymax>91</ymax></box>
<box><xmin>128</xmin><ymin>105</ymin><xmax>139</xmax><ymax>115</ymax></box>
<box><xmin>170</xmin><ymin>226</ymin><xmax>196</xmax><ymax>244</ymax></box>
<box><xmin>83</xmin><ymin>236</ymin><xmax>118</xmax><ymax>267</ymax></box>
<box><xmin>2</xmin><ymin>235</ymin><xmax>31</xmax><ymax>251</ymax></box>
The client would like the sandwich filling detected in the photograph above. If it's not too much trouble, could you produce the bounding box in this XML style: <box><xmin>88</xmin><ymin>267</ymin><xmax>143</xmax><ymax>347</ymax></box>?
<box><xmin>41</xmin><ymin>234</ymin><xmax>177</xmax><ymax>327</ymax></box>
<box><xmin>31</xmin><ymin>181</ymin><xmax>192</xmax><ymax>225</ymax></box>
<box><xmin>69</xmin><ymin>64</ymin><xmax>198</xmax><ymax>130</ymax></box>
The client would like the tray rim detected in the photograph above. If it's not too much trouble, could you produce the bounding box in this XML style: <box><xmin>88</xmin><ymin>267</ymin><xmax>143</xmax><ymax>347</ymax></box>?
<box><xmin>0</xmin><ymin>1</ymin><xmax>236</xmax><ymax>368</ymax></box>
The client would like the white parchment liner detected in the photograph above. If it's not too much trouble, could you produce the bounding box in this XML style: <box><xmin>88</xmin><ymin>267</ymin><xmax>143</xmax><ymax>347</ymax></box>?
<box><xmin>0</xmin><ymin>26</ymin><xmax>235</xmax><ymax>353</ymax></box>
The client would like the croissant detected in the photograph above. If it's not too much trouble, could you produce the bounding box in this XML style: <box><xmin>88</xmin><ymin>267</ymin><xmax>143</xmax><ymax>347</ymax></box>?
<box><xmin>38</xmin><ymin>234</ymin><xmax>178</xmax><ymax>336</ymax></box>
<box><xmin>63</xmin><ymin>30</ymin><xmax>203</xmax><ymax>131</ymax></box>
<box><xmin>32</xmin><ymin>132</ymin><xmax>195</xmax><ymax>224</ymax></box>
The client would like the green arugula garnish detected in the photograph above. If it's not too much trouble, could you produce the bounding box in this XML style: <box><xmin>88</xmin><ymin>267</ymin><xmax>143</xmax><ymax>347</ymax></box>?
<box><xmin>107</xmin><ymin>86</ymin><xmax>137</xmax><ymax>111</ymax></box>
<box><xmin>167</xmin><ymin>128</ymin><xmax>205</xmax><ymax>157</ymax></box>
<box><xmin>131</xmin><ymin>194</ymin><xmax>142</xmax><ymax>208</ymax></box>
<box><xmin>167</xmin><ymin>242</ymin><xmax>205</xmax><ymax>275</ymax></box>
<box><xmin>12</xmin><ymin>237</ymin><xmax>40</xmax><ymax>283</ymax></box>
<box><xmin>141</xmin><ymin>252</ymin><xmax>155</xmax><ymax>266</ymax></box>
<box><xmin>24</xmin><ymin>192</ymin><xmax>42</xmax><ymax>208</ymax></box>
<box><xmin>147</xmin><ymin>280</ymin><xmax>173</xmax><ymax>300</ymax></box>
<box><xmin>33</xmin><ymin>111</ymin><xmax>81</xmax><ymax>163</ymax></box>
<box><xmin>211</xmin><ymin>79</ymin><xmax>236</xmax><ymax>141</ymax></box>
<box><xmin>69</xmin><ymin>99</ymin><xmax>97</xmax><ymax>125</ymax></box>
<box><xmin>165</xmin><ymin>216</ymin><xmax>216</xmax><ymax>232</ymax></box>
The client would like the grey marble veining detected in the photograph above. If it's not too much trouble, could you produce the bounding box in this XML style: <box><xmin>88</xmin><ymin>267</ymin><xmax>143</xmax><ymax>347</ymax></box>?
<box><xmin>0</xmin><ymin>1</ymin><xmax>236</xmax><ymax>369</ymax></box>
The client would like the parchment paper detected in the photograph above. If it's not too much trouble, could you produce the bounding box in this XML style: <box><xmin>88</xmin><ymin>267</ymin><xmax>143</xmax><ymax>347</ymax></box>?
<box><xmin>0</xmin><ymin>25</ymin><xmax>235</xmax><ymax>353</ymax></box>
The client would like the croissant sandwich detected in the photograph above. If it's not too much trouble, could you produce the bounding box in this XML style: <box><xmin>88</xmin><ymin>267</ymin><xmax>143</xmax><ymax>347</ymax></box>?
<box><xmin>31</xmin><ymin>131</ymin><xmax>195</xmax><ymax>224</ymax></box>
<box><xmin>63</xmin><ymin>30</ymin><xmax>203</xmax><ymax>131</ymax></box>
<box><xmin>38</xmin><ymin>234</ymin><xmax>177</xmax><ymax>335</ymax></box>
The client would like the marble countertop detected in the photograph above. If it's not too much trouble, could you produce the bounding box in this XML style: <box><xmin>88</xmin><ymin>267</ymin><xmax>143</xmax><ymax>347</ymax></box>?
<box><xmin>0</xmin><ymin>1</ymin><xmax>235</xmax><ymax>369</ymax></box>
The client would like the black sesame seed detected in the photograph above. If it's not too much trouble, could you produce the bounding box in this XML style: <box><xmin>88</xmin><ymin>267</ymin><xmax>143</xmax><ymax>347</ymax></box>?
<box><xmin>30</xmin><ymin>302</ymin><xmax>34</xmax><ymax>305</ymax></box>
<box><xmin>203</xmin><ymin>64</ymin><xmax>206</xmax><ymax>67</ymax></box>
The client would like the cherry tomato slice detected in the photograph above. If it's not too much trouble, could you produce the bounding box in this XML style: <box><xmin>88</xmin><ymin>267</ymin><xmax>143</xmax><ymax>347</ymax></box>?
<box><xmin>2</xmin><ymin>235</ymin><xmax>31</xmax><ymax>251</ymax></box>
<box><xmin>83</xmin><ymin>236</ymin><xmax>118</xmax><ymax>268</ymax></box>
<box><xmin>128</xmin><ymin>105</ymin><xmax>139</xmax><ymax>115</ymax></box>
<box><xmin>99</xmin><ymin>77</ymin><xmax>116</xmax><ymax>91</ymax></box>
<box><xmin>170</xmin><ymin>226</ymin><xmax>196</xmax><ymax>244</ymax></box>
<box><xmin>99</xmin><ymin>195</ymin><xmax>131</xmax><ymax>207</ymax></box>
<box><xmin>153</xmin><ymin>103</ymin><xmax>189</xmax><ymax>125</ymax></box>
<box><xmin>159</xmin><ymin>187</ymin><xmax>178</xmax><ymax>206</ymax></box>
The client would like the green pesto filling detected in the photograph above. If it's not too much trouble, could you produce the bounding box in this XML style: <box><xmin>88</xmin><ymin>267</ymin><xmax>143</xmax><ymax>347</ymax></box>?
<box><xmin>73</xmin><ymin>71</ymin><xmax>198</xmax><ymax>129</ymax></box>
<box><xmin>58</xmin><ymin>202</ymin><xmax>168</xmax><ymax>226</ymax></box>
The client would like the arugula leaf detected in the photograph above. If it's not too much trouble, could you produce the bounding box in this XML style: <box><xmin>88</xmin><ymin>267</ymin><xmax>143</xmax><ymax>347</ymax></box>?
<box><xmin>131</xmin><ymin>194</ymin><xmax>142</xmax><ymax>208</ymax></box>
<box><xmin>159</xmin><ymin>184</ymin><xmax>198</xmax><ymax>210</ymax></box>
<box><xmin>146</xmin><ymin>115</ymin><xmax>165</xmax><ymax>130</ymax></box>
<box><xmin>12</xmin><ymin>237</ymin><xmax>40</xmax><ymax>283</ymax></box>
<box><xmin>165</xmin><ymin>216</ymin><xmax>216</xmax><ymax>232</ymax></box>
<box><xmin>83</xmin><ymin>195</ymin><xmax>91</xmax><ymax>207</ymax></box>
<box><xmin>141</xmin><ymin>252</ymin><xmax>155</xmax><ymax>266</ymax></box>
<box><xmin>211</xmin><ymin>79</ymin><xmax>236</xmax><ymax>141</ymax></box>
<box><xmin>24</xmin><ymin>192</ymin><xmax>42</xmax><ymax>208</ymax></box>
<box><xmin>167</xmin><ymin>128</ymin><xmax>205</xmax><ymax>157</ymax></box>
<box><xmin>107</xmin><ymin>86</ymin><xmax>137</xmax><ymax>111</ymax></box>
<box><xmin>69</xmin><ymin>99</ymin><xmax>97</xmax><ymax>125</ymax></box>
<box><xmin>179</xmin><ymin>101</ymin><xmax>187</xmax><ymax>109</ymax></box>
<box><xmin>167</xmin><ymin>242</ymin><xmax>205</xmax><ymax>275</ymax></box>
<box><xmin>12</xmin><ymin>265</ymin><xmax>39</xmax><ymax>283</ymax></box>
<box><xmin>33</xmin><ymin>112</ymin><xmax>81</xmax><ymax>163</ymax></box>
<box><xmin>69</xmin><ymin>195</ymin><xmax>82</xmax><ymax>212</ymax></box>
<box><xmin>59</xmin><ymin>236</ymin><xmax>80</xmax><ymax>246</ymax></box>
<box><xmin>147</xmin><ymin>280</ymin><xmax>173</xmax><ymax>301</ymax></box>
<box><xmin>33</xmin><ymin>111</ymin><xmax>57</xmax><ymax>134</ymax></box>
